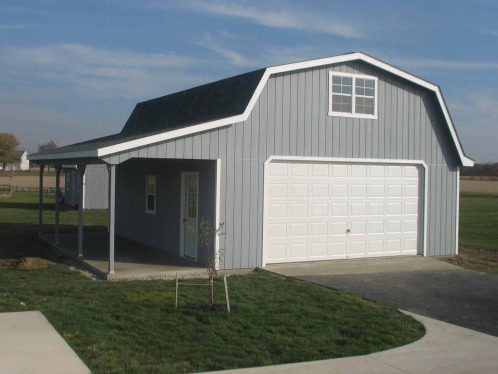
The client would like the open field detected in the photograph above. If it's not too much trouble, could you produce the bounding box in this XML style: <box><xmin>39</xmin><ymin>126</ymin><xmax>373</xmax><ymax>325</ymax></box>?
<box><xmin>460</xmin><ymin>179</ymin><xmax>498</xmax><ymax>194</ymax></box>
<box><xmin>0</xmin><ymin>175</ymin><xmax>63</xmax><ymax>190</ymax></box>
<box><xmin>0</xmin><ymin>192</ymin><xmax>424</xmax><ymax>373</ymax></box>
<box><xmin>443</xmin><ymin>192</ymin><xmax>498</xmax><ymax>273</ymax></box>
<box><xmin>0</xmin><ymin>170</ymin><xmax>57</xmax><ymax>177</ymax></box>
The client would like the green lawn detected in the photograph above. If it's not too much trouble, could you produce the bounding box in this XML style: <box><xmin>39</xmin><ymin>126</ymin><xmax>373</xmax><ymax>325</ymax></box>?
<box><xmin>459</xmin><ymin>193</ymin><xmax>498</xmax><ymax>251</ymax></box>
<box><xmin>0</xmin><ymin>192</ymin><xmax>425</xmax><ymax>373</ymax></box>
<box><xmin>0</xmin><ymin>192</ymin><xmax>107</xmax><ymax>238</ymax></box>
<box><xmin>448</xmin><ymin>192</ymin><xmax>498</xmax><ymax>273</ymax></box>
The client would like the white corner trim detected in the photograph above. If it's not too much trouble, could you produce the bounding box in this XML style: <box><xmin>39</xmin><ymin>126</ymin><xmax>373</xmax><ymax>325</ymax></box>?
<box><xmin>82</xmin><ymin>171</ymin><xmax>86</xmax><ymax>210</ymax></box>
<box><xmin>456</xmin><ymin>168</ymin><xmax>460</xmax><ymax>255</ymax></box>
<box><xmin>214</xmin><ymin>159</ymin><xmax>221</xmax><ymax>270</ymax></box>
<box><xmin>261</xmin><ymin>156</ymin><xmax>429</xmax><ymax>267</ymax></box>
<box><xmin>29</xmin><ymin>52</ymin><xmax>473</xmax><ymax>167</ymax></box>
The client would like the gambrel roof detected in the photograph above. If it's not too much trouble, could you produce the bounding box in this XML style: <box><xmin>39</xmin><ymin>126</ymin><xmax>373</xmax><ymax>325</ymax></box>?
<box><xmin>30</xmin><ymin>52</ymin><xmax>473</xmax><ymax>166</ymax></box>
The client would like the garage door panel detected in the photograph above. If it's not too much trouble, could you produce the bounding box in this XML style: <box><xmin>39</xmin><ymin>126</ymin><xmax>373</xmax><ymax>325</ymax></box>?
<box><xmin>265</xmin><ymin>161</ymin><xmax>421</xmax><ymax>264</ymax></box>
<box><xmin>291</xmin><ymin>184</ymin><xmax>308</xmax><ymax>198</ymax></box>
<box><xmin>269</xmin><ymin>184</ymin><xmax>288</xmax><ymax>198</ymax></box>
<box><xmin>332</xmin><ymin>184</ymin><xmax>348</xmax><ymax>197</ymax></box>
<box><xmin>311</xmin><ymin>222</ymin><xmax>328</xmax><ymax>236</ymax></box>
<box><xmin>269</xmin><ymin>203</ymin><xmax>287</xmax><ymax>218</ymax></box>
<box><xmin>310</xmin><ymin>242</ymin><xmax>328</xmax><ymax>257</ymax></box>
<box><xmin>330</xmin><ymin>202</ymin><xmax>348</xmax><ymax>216</ymax></box>
<box><xmin>329</xmin><ymin>241</ymin><xmax>347</xmax><ymax>256</ymax></box>
<box><xmin>329</xmin><ymin>221</ymin><xmax>347</xmax><ymax>235</ymax></box>
<box><xmin>289</xmin><ymin>243</ymin><xmax>307</xmax><ymax>258</ymax></box>
<box><xmin>268</xmin><ymin>244</ymin><xmax>286</xmax><ymax>260</ymax></box>
<box><xmin>268</xmin><ymin>223</ymin><xmax>287</xmax><ymax>238</ymax></box>
<box><xmin>312</xmin><ymin>184</ymin><xmax>328</xmax><ymax>197</ymax></box>
<box><xmin>289</xmin><ymin>223</ymin><xmax>308</xmax><ymax>237</ymax></box>
<box><xmin>311</xmin><ymin>202</ymin><xmax>328</xmax><ymax>217</ymax></box>
<box><xmin>289</xmin><ymin>203</ymin><xmax>307</xmax><ymax>218</ymax></box>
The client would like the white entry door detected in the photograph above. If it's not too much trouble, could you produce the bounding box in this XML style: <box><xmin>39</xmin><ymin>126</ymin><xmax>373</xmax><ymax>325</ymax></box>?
<box><xmin>264</xmin><ymin>160</ymin><xmax>421</xmax><ymax>265</ymax></box>
<box><xmin>181</xmin><ymin>172</ymin><xmax>199</xmax><ymax>260</ymax></box>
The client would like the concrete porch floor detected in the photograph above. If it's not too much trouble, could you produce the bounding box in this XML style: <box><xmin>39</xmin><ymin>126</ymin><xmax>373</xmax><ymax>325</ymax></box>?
<box><xmin>42</xmin><ymin>231</ymin><xmax>205</xmax><ymax>280</ymax></box>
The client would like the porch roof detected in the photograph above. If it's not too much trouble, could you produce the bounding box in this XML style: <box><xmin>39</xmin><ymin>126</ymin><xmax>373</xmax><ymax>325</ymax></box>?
<box><xmin>29</xmin><ymin>68</ymin><xmax>266</xmax><ymax>162</ymax></box>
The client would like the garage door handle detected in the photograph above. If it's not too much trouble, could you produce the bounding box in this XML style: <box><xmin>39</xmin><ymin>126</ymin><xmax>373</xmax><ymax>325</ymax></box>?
<box><xmin>346</xmin><ymin>229</ymin><xmax>351</xmax><ymax>235</ymax></box>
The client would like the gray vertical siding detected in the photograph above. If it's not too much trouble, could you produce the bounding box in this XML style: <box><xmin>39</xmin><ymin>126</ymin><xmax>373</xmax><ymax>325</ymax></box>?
<box><xmin>84</xmin><ymin>164</ymin><xmax>109</xmax><ymax>210</ymax></box>
<box><xmin>64</xmin><ymin>165</ymin><xmax>109</xmax><ymax>209</ymax></box>
<box><xmin>104</xmin><ymin>60</ymin><xmax>460</xmax><ymax>269</ymax></box>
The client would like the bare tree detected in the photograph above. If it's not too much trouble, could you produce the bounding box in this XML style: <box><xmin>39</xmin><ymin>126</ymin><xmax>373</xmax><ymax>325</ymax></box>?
<box><xmin>38</xmin><ymin>140</ymin><xmax>58</xmax><ymax>172</ymax></box>
<box><xmin>197</xmin><ymin>218</ymin><xmax>225</xmax><ymax>305</ymax></box>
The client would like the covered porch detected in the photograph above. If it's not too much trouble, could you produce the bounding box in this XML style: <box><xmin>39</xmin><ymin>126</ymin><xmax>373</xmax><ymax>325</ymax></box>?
<box><xmin>36</xmin><ymin>157</ymin><xmax>220</xmax><ymax>280</ymax></box>
<box><xmin>42</xmin><ymin>231</ymin><xmax>204</xmax><ymax>280</ymax></box>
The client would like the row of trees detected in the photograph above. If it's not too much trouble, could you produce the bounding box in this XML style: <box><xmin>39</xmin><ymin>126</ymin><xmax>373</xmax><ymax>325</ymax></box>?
<box><xmin>461</xmin><ymin>163</ymin><xmax>498</xmax><ymax>177</ymax></box>
<box><xmin>0</xmin><ymin>133</ymin><xmax>57</xmax><ymax>170</ymax></box>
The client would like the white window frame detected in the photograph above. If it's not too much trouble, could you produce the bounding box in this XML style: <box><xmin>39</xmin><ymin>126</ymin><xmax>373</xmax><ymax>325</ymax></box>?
<box><xmin>145</xmin><ymin>175</ymin><xmax>157</xmax><ymax>214</ymax></box>
<box><xmin>328</xmin><ymin>71</ymin><xmax>378</xmax><ymax>120</ymax></box>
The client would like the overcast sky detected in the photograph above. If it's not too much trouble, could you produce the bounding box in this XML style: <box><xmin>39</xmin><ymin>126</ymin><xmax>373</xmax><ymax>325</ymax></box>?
<box><xmin>1</xmin><ymin>0</ymin><xmax>497</xmax><ymax>162</ymax></box>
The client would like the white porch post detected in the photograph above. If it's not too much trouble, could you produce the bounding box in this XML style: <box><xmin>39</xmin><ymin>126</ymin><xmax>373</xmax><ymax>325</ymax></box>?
<box><xmin>38</xmin><ymin>164</ymin><xmax>45</xmax><ymax>236</ymax></box>
<box><xmin>54</xmin><ymin>165</ymin><xmax>61</xmax><ymax>244</ymax></box>
<box><xmin>108</xmin><ymin>164</ymin><xmax>116</xmax><ymax>274</ymax></box>
<box><xmin>77</xmin><ymin>164</ymin><xmax>86</xmax><ymax>257</ymax></box>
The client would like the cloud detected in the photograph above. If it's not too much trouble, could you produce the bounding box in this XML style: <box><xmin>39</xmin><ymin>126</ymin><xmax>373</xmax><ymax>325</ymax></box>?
<box><xmin>184</xmin><ymin>0</ymin><xmax>361</xmax><ymax>38</ymax></box>
<box><xmin>0</xmin><ymin>43</ymin><xmax>200</xmax><ymax>99</ymax></box>
<box><xmin>194</xmin><ymin>35</ymin><xmax>251</xmax><ymax>67</ymax></box>
<box><xmin>449</xmin><ymin>93</ymin><xmax>498</xmax><ymax>162</ymax></box>
<box><xmin>394</xmin><ymin>57</ymin><xmax>498</xmax><ymax>70</ymax></box>
<box><xmin>481</xmin><ymin>28</ymin><xmax>498</xmax><ymax>37</ymax></box>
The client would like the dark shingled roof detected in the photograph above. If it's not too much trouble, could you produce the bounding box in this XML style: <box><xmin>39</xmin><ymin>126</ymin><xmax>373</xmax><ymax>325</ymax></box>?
<box><xmin>33</xmin><ymin>68</ymin><xmax>266</xmax><ymax>156</ymax></box>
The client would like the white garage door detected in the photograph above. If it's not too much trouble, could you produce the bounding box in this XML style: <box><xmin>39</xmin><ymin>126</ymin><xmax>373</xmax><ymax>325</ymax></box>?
<box><xmin>264</xmin><ymin>160</ymin><xmax>421</xmax><ymax>264</ymax></box>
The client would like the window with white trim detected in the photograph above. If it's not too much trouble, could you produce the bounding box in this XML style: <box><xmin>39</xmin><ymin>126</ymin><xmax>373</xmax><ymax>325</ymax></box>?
<box><xmin>145</xmin><ymin>175</ymin><xmax>156</xmax><ymax>214</ymax></box>
<box><xmin>329</xmin><ymin>72</ymin><xmax>377</xmax><ymax>119</ymax></box>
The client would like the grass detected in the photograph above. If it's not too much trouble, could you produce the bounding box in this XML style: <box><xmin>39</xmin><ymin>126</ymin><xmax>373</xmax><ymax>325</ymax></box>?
<box><xmin>0</xmin><ymin>192</ymin><xmax>106</xmax><ymax>237</ymax></box>
<box><xmin>444</xmin><ymin>192</ymin><xmax>498</xmax><ymax>273</ymax></box>
<box><xmin>0</xmin><ymin>192</ymin><xmax>425</xmax><ymax>373</ymax></box>
<box><xmin>459</xmin><ymin>193</ymin><xmax>498</xmax><ymax>251</ymax></box>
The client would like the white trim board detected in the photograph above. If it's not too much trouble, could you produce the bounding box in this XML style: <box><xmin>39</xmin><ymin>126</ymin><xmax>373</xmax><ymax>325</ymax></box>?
<box><xmin>214</xmin><ymin>159</ymin><xmax>221</xmax><ymax>270</ymax></box>
<box><xmin>261</xmin><ymin>156</ymin><xmax>429</xmax><ymax>267</ymax></box>
<box><xmin>28</xmin><ymin>52</ymin><xmax>473</xmax><ymax>167</ymax></box>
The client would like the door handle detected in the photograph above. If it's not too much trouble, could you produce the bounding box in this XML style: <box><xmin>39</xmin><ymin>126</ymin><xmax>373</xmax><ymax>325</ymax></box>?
<box><xmin>346</xmin><ymin>229</ymin><xmax>351</xmax><ymax>235</ymax></box>
<box><xmin>182</xmin><ymin>218</ymin><xmax>187</xmax><ymax>223</ymax></box>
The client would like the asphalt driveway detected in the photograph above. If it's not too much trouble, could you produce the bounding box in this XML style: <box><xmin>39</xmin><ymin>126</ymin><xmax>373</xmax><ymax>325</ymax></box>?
<box><xmin>267</xmin><ymin>257</ymin><xmax>498</xmax><ymax>336</ymax></box>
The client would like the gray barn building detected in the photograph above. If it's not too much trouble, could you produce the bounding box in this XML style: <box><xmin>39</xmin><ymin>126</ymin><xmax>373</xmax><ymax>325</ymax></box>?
<box><xmin>63</xmin><ymin>164</ymin><xmax>108</xmax><ymax>210</ymax></box>
<box><xmin>30</xmin><ymin>52</ymin><xmax>473</xmax><ymax>275</ymax></box>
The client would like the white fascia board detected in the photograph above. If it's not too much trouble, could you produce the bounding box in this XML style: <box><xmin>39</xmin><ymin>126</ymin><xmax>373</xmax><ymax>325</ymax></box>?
<box><xmin>28</xmin><ymin>150</ymin><xmax>98</xmax><ymax>161</ymax></box>
<box><xmin>33</xmin><ymin>52</ymin><xmax>473</xmax><ymax>166</ymax></box>
<box><xmin>96</xmin><ymin>116</ymin><xmax>244</xmax><ymax>157</ymax></box>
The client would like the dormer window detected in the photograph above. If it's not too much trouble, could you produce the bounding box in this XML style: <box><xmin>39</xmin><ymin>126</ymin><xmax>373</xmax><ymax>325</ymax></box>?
<box><xmin>329</xmin><ymin>72</ymin><xmax>378</xmax><ymax>119</ymax></box>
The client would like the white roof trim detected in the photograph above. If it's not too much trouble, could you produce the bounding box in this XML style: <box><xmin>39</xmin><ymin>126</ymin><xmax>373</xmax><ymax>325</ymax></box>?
<box><xmin>29</xmin><ymin>52</ymin><xmax>473</xmax><ymax>166</ymax></box>
<box><xmin>29</xmin><ymin>150</ymin><xmax>98</xmax><ymax>161</ymax></box>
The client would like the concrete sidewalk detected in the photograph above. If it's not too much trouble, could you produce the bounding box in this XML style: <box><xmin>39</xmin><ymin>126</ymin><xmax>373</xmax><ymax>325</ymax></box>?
<box><xmin>209</xmin><ymin>312</ymin><xmax>498</xmax><ymax>373</ymax></box>
<box><xmin>0</xmin><ymin>311</ymin><xmax>89</xmax><ymax>374</ymax></box>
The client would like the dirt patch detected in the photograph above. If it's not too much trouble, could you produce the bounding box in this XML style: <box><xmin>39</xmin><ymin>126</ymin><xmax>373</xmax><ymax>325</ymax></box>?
<box><xmin>460</xmin><ymin>179</ymin><xmax>498</xmax><ymax>194</ymax></box>
<box><xmin>0</xmin><ymin>257</ymin><xmax>49</xmax><ymax>270</ymax></box>
<box><xmin>443</xmin><ymin>248</ymin><xmax>498</xmax><ymax>274</ymax></box>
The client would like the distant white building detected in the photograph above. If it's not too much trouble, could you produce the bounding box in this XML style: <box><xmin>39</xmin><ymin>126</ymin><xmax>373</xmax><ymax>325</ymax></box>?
<box><xmin>1</xmin><ymin>150</ymin><xmax>30</xmax><ymax>171</ymax></box>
